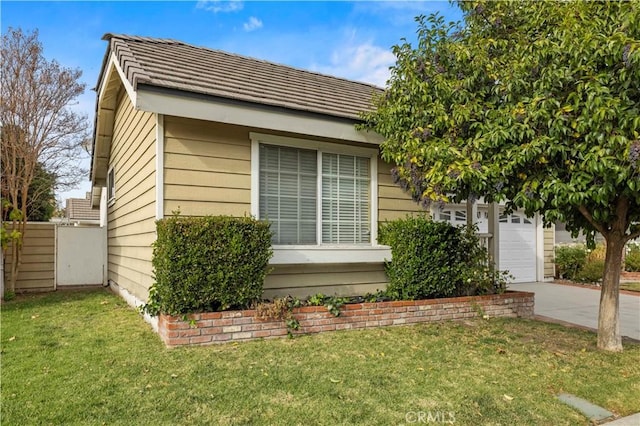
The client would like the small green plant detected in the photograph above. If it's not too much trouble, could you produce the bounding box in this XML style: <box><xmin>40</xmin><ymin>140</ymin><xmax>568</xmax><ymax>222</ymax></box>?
<box><xmin>3</xmin><ymin>290</ymin><xmax>16</xmax><ymax>301</ymax></box>
<box><xmin>363</xmin><ymin>289</ymin><xmax>389</xmax><ymax>303</ymax></box>
<box><xmin>575</xmin><ymin>260</ymin><xmax>605</xmax><ymax>283</ymax></box>
<box><xmin>285</xmin><ymin>318</ymin><xmax>300</xmax><ymax>337</ymax></box>
<box><xmin>625</xmin><ymin>244</ymin><xmax>640</xmax><ymax>272</ymax></box>
<box><xmin>469</xmin><ymin>301</ymin><xmax>487</xmax><ymax>319</ymax></box>
<box><xmin>307</xmin><ymin>293</ymin><xmax>326</xmax><ymax>306</ymax></box>
<box><xmin>303</xmin><ymin>293</ymin><xmax>347</xmax><ymax>316</ymax></box>
<box><xmin>323</xmin><ymin>296</ymin><xmax>347</xmax><ymax>317</ymax></box>
<box><xmin>139</xmin><ymin>285</ymin><xmax>161</xmax><ymax>316</ymax></box>
<box><xmin>554</xmin><ymin>245</ymin><xmax>588</xmax><ymax>280</ymax></box>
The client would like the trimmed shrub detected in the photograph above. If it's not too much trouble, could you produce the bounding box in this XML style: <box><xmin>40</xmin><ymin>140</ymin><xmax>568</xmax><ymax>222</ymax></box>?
<box><xmin>575</xmin><ymin>260</ymin><xmax>605</xmax><ymax>283</ymax></box>
<box><xmin>625</xmin><ymin>244</ymin><xmax>640</xmax><ymax>272</ymax></box>
<box><xmin>554</xmin><ymin>245</ymin><xmax>587</xmax><ymax>280</ymax></box>
<box><xmin>146</xmin><ymin>215</ymin><xmax>272</xmax><ymax>316</ymax></box>
<box><xmin>378</xmin><ymin>216</ymin><xmax>507</xmax><ymax>300</ymax></box>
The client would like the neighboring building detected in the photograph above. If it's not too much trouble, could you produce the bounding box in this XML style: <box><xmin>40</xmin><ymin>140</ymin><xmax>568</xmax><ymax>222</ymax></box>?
<box><xmin>64</xmin><ymin>192</ymin><xmax>100</xmax><ymax>226</ymax></box>
<box><xmin>555</xmin><ymin>221</ymin><xmax>606</xmax><ymax>245</ymax></box>
<box><xmin>89</xmin><ymin>34</ymin><xmax>553</xmax><ymax>305</ymax></box>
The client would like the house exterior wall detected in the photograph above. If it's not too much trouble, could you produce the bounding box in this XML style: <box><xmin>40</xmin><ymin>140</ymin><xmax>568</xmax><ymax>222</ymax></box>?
<box><xmin>107</xmin><ymin>92</ymin><xmax>156</xmax><ymax>300</ymax></box>
<box><xmin>3</xmin><ymin>222</ymin><xmax>55</xmax><ymax>292</ymax></box>
<box><xmin>161</xmin><ymin>116</ymin><xmax>427</xmax><ymax>298</ymax></box>
<box><xmin>163</xmin><ymin>116</ymin><xmax>251</xmax><ymax>217</ymax></box>
<box><xmin>378</xmin><ymin>158</ymin><xmax>425</xmax><ymax>222</ymax></box>
<box><xmin>264</xmin><ymin>263</ymin><xmax>389</xmax><ymax>299</ymax></box>
<box><xmin>163</xmin><ymin>117</ymin><xmax>425</xmax><ymax>220</ymax></box>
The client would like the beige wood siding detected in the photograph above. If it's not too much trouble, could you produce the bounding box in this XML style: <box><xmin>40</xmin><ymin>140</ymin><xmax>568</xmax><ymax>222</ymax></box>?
<box><xmin>378</xmin><ymin>158</ymin><xmax>425</xmax><ymax>223</ymax></box>
<box><xmin>107</xmin><ymin>92</ymin><xmax>156</xmax><ymax>300</ymax></box>
<box><xmin>163</xmin><ymin>116</ymin><xmax>251</xmax><ymax>217</ymax></box>
<box><xmin>4</xmin><ymin>223</ymin><xmax>55</xmax><ymax>292</ymax></box>
<box><xmin>544</xmin><ymin>226</ymin><xmax>555</xmax><ymax>278</ymax></box>
<box><xmin>160</xmin><ymin>119</ymin><xmax>442</xmax><ymax>297</ymax></box>
<box><xmin>264</xmin><ymin>263</ymin><xmax>388</xmax><ymax>299</ymax></box>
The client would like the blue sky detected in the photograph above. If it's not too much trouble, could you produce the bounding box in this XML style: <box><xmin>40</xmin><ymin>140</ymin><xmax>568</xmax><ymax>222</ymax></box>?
<box><xmin>1</xmin><ymin>1</ymin><xmax>463</xmax><ymax>202</ymax></box>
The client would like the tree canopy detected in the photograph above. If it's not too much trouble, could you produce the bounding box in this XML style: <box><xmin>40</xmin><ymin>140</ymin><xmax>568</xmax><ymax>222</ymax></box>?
<box><xmin>362</xmin><ymin>0</ymin><xmax>639</xmax><ymax>351</ymax></box>
<box><xmin>1</xmin><ymin>28</ymin><xmax>88</xmax><ymax>294</ymax></box>
<box><xmin>1</xmin><ymin>162</ymin><xmax>56</xmax><ymax>222</ymax></box>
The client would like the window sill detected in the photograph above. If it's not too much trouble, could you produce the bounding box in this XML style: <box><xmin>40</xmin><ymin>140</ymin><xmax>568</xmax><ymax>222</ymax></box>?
<box><xmin>270</xmin><ymin>245</ymin><xmax>392</xmax><ymax>265</ymax></box>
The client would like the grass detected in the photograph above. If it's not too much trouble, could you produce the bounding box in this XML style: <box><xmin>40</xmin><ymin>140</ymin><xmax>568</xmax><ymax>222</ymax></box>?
<box><xmin>1</xmin><ymin>289</ymin><xmax>639</xmax><ymax>425</ymax></box>
<box><xmin>620</xmin><ymin>282</ymin><xmax>640</xmax><ymax>292</ymax></box>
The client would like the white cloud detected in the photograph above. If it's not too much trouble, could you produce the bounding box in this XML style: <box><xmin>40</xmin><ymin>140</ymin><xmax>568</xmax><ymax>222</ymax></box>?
<box><xmin>243</xmin><ymin>16</ymin><xmax>263</xmax><ymax>32</ymax></box>
<box><xmin>312</xmin><ymin>42</ymin><xmax>396</xmax><ymax>88</ymax></box>
<box><xmin>196</xmin><ymin>0</ymin><xmax>243</xmax><ymax>14</ymax></box>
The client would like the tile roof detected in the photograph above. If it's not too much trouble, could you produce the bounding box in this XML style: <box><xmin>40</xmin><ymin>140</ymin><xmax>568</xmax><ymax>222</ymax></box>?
<box><xmin>66</xmin><ymin>193</ymin><xmax>100</xmax><ymax>221</ymax></box>
<box><xmin>103</xmin><ymin>33</ymin><xmax>383</xmax><ymax>121</ymax></box>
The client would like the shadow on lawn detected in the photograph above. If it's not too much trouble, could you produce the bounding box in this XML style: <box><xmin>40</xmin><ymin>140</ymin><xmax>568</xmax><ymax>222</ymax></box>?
<box><xmin>1</xmin><ymin>287</ymin><xmax>111</xmax><ymax>310</ymax></box>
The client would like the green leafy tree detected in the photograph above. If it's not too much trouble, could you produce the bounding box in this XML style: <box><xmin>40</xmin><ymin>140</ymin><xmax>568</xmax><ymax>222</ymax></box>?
<box><xmin>362</xmin><ymin>1</ymin><xmax>639</xmax><ymax>351</ymax></box>
<box><xmin>1</xmin><ymin>162</ymin><xmax>56</xmax><ymax>222</ymax></box>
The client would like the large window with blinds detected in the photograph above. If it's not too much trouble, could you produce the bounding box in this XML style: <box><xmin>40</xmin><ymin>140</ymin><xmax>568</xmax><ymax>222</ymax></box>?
<box><xmin>258</xmin><ymin>143</ymin><xmax>372</xmax><ymax>245</ymax></box>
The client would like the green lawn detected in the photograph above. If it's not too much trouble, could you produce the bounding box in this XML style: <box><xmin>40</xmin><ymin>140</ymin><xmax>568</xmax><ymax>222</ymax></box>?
<box><xmin>1</xmin><ymin>289</ymin><xmax>639</xmax><ymax>425</ymax></box>
<box><xmin>621</xmin><ymin>282</ymin><xmax>640</xmax><ymax>292</ymax></box>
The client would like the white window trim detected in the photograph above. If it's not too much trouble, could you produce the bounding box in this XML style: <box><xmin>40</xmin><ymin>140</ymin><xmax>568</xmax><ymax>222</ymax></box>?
<box><xmin>250</xmin><ymin>132</ymin><xmax>386</xmax><ymax>264</ymax></box>
<box><xmin>107</xmin><ymin>166</ymin><xmax>116</xmax><ymax>207</ymax></box>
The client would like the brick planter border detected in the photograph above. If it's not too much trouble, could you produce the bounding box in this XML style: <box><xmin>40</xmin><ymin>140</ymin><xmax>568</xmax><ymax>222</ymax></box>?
<box><xmin>158</xmin><ymin>291</ymin><xmax>534</xmax><ymax>347</ymax></box>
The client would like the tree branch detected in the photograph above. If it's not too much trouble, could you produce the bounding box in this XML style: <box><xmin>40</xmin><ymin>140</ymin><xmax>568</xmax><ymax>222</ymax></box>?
<box><xmin>578</xmin><ymin>205</ymin><xmax>608</xmax><ymax>237</ymax></box>
<box><xmin>626</xmin><ymin>229</ymin><xmax>640</xmax><ymax>243</ymax></box>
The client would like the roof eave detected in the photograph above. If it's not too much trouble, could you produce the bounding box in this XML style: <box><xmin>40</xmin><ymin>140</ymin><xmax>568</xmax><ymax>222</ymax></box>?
<box><xmin>90</xmin><ymin>52</ymin><xmax>136</xmax><ymax>207</ymax></box>
<box><xmin>135</xmin><ymin>84</ymin><xmax>384</xmax><ymax>145</ymax></box>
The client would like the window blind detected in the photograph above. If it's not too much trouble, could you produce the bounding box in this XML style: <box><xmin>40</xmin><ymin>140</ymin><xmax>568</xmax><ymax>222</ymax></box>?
<box><xmin>259</xmin><ymin>144</ymin><xmax>317</xmax><ymax>244</ymax></box>
<box><xmin>321</xmin><ymin>153</ymin><xmax>370</xmax><ymax>244</ymax></box>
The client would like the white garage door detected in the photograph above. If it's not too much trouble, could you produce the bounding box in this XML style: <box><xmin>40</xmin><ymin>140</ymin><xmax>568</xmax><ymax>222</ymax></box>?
<box><xmin>434</xmin><ymin>208</ymin><xmax>537</xmax><ymax>283</ymax></box>
<box><xmin>498</xmin><ymin>212</ymin><xmax>536</xmax><ymax>283</ymax></box>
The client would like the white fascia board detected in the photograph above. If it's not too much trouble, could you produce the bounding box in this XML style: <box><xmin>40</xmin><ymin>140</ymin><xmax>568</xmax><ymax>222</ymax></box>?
<box><xmin>92</xmin><ymin>53</ymin><xmax>137</xmax><ymax>189</ymax></box>
<box><xmin>107</xmin><ymin>52</ymin><xmax>137</xmax><ymax>106</ymax></box>
<box><xmin>270</xmin><ymin>246</ymin><xmax>391</xmax><ymax>265</ymax></box>
<box><xmin>250</xmin><ymin>132</ymin><xmax>379</xmax><ymax>156</ymax></box>
<box><xmin>136</xmin><ymin>89</ymin><xmax>384</xmax><ymax>145</ymax></box>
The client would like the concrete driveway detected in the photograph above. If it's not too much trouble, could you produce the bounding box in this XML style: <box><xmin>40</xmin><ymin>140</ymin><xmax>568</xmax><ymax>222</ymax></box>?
<box><xmin>509</xmin><ymin>282</ymin><xmax>640</xmax><ymax>340</ymax></box>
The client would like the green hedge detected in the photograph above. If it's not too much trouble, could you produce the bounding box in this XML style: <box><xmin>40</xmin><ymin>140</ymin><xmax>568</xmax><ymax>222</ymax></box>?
<box><xmin>378</xmin><ymin>216</ymin><xmax>507</xmax><ymax>300</ymax></box>
<box><xmin>625</xmin><ymin>244</ymin><xmax>640</xmax><ymax>272</ymax></box>
<box><xmin>147</xmin><ymin>215</ymin><xmax>272</xmax><ymax>316</ymax></box>
<box><xmin>554</xmin><ymin>245</ymin><xmax>588</xmax><ymax>280</ymax></box>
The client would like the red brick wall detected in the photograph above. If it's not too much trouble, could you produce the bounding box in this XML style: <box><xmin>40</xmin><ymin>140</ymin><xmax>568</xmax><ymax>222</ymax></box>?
<box><xmin>158</xmin><ymin>291</ymin><xmax>534</xmax><ymax>347</ymax></box>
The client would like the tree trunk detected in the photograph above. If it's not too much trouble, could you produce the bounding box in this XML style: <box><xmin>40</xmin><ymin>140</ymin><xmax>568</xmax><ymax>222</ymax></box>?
<box><xmin>7</xmin><ymin>220</ymin><xmax>20</xmax><ymax>294</ymax></box>
<box><xmin>597</xmin><ymin>233</ymin><xmax>625</xmax><ymax>352</ymax></box>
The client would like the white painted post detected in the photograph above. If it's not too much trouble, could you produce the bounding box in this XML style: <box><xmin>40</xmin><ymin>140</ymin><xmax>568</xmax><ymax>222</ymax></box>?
<box><xmin>488</xmin><ymin>202</ymin><xmax>500</xmax><ymax>268</ymax></box>
<box><xmin>466</xmin><ymin>197</ymin><xmax>478</xmax><ymax>230</ymax></box>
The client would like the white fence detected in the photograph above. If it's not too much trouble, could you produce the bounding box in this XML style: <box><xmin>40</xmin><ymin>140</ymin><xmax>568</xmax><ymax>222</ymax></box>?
<box><xmin>2</xmin><ymin>222</ymin><xmax>106</xmax><ymax>293</ymax></box>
